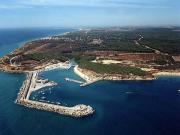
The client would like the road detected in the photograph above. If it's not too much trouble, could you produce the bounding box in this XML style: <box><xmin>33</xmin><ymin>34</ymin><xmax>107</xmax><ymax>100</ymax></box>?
<box><xmin>134</xmin><ymin>35</ymin><xmax>168</xmax><ymax>55</ymax></box>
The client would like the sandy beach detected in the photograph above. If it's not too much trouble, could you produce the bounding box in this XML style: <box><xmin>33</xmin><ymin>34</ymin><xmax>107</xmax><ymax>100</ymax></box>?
<box><xmin>74</xmin><ymin>65</ymin><xmax>156</xmax><ymax>87</ymax></box>
<box><xmin>34</xmin><ymin>61</ymin><xmax>70</xmax><ymax>72</ymax></box>
<box><xmin>74</xmin><ymin>65</ymin><xmax>101</xmax><ymax>86</ymax></box>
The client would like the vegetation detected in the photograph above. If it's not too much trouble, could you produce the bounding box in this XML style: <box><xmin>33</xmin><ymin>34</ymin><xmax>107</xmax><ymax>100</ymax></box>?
<box><xmin>141</xmin><ymin>39</ymin><xmax>180</xmax><ymax>54</ymax></box>
<box><xmin>153</xmin><ymin>60</ymin><xmax>168</xmax><ymax>65</ymax></box>
<box><xmin>27</xmin><ymin>53</ymin><xmax>68</xmax><ymax>62</ymax></box>
<box><xmin>74</xmin><ymin>53</ymin><xmax>96</xmax><ymax>63</ymax></box>
<box><xmin>103</xmin><ymin>41</ymin><xmax>153</xmax><ymax>52</ymax></box>
<box><xmin>2</xmin><ymin>27</ymin><xmax>179</xmax><ymax>72</ymax></box>
<box><xmin>64</xmin><ymin>28</ymin><xmax>180</xmax><ymax>54</ymax></box>
<box><xmin>78</xmin><ymin>60</ymin><xmax>147</xmax><ymax>76</ymax></box>
<box><xmin>137</xmin><ymin>28</ymin><xmax>180</xmax><ymax>54</ymax></box>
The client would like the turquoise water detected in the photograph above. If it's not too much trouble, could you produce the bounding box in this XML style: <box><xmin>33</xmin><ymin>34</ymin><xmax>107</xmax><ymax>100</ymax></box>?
<box><xmin>0</xmin><ymin>28</ymin><xmax>180</xmax><ymax>135</ymax></box>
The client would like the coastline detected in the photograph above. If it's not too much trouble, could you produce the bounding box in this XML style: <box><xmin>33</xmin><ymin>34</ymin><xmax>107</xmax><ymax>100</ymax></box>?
<box><xmin>0</xmin><ymin>60</ymin><xmax>70</xmax><ymax>73</ymax></box>
<box><xmin>1</xmin><ymin>27</ymin><xmax>180</xmax><ymax>134</ymax></box>
<box><xmin>33</xmin><ymin>61</ymin><xmax>71</xmax><ymax>72</ymax></box>
<box><xmin>1</xmin><ymin>28</ymin><xmax>180</xmax><ymax>118</ymax></box>
<box><xmin>20</xmin><ymin>29</ymin><xmax>76</xmax><ymax>47</ymax></box>
<box><xmin>6</xmin><ymin>29</ymin><xmax>74</xmax><ymax>57</ymax></box>
<box><xmin>0</xmin><ymin>29</ymin><xmax>76</xmax><ymax>73</ymax></box>
<box><xmin>153</xmin><ymin>71</ymin><xmax>180</xmax><ymax>77</ymax></box>
<box><xmin>0</xmin><ymin>29</ymin><xmax>96</xmax><ymax>117</ymax></box>
<box><xmin>74</xmin><ymin>65</ymin><xmax>156</xmax><ymax>86</ymax></box>
<box><xmin>74</xmin><ymin>65</ymin><xmax>101</xmax><ymax>86</ymax></box>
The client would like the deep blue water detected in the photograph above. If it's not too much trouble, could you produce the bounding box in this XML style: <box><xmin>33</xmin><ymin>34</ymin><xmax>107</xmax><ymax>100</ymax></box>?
<box><xmin>0</xmin><ymin>28</ymin><xmax>73</xmax><ymax>57</ymax></box>
<box><xmin>0</xmin><ymin>28</ymin><xmax>180</xmax><ymax>135</ymax></box>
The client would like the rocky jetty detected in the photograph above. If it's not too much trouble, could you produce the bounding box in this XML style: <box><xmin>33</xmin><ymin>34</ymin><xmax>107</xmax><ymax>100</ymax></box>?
<box><xmin>15</xmin><ymin>72</ymin><xmax>94</xmax><ymax>117</ymax></box>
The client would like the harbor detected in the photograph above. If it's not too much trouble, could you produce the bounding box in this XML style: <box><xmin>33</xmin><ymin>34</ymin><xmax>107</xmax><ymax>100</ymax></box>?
<box><xmin>15</xmin><ymin>71</ymin><xmax>94</xmax><ymax>117</ymax></box>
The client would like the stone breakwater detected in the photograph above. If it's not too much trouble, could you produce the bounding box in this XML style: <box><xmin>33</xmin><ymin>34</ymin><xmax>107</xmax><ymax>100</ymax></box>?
<box><xmin>17</xmin><ymin>100</ymin><xmax>94</xmax><ymax>117</ymax></box>
<box><xmin>15</xmin><ymin>72</ymin><xmax>94</xmax><ymax>117</ymax></box>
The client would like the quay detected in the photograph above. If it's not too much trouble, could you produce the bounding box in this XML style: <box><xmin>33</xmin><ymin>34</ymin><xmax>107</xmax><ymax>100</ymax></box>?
<box><xmin>15</xmin><ymin>71</ymin><xmax>94</xmax><ymax>117</ymax></box>
<box><xmin>80</xmin><ymin>80</ymin><xmax>99</xmax><ymax>87</ymax></box>
<box><xmin>64</xmin><ymin>77</ymin><xmax>98</xmax><ymax>87</ymax></box>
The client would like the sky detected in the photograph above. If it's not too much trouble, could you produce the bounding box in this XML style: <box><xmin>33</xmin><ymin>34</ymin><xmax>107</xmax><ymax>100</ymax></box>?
<box><xmin>0</xmin><ymin>0</ymin><xmax>180</xmax><ymax>28</ymax></box>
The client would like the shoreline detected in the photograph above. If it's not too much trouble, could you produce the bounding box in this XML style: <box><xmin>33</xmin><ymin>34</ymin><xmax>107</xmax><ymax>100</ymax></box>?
<box><xmin>22</xmin><ymin>29</ymin><xmax>75</xmax><ymax>46</ymax></box>
<box><xmin>1</xmin><ymin>28</ymin><xmax>179</xmax><ymax>117</ymax></box>
<box><xmin>33</xmin><ymin>61</ymin><xmax>71</xmax><ymax>72</ymax></box>
<box><xmin>0</xmin><ymin>61</ymin><xmax>71</xmax><ymax>73</ymax></box>
<box><xmin>0</xmin><ymin>28</ymin><xmax>76</xmax><ymax>73</ymax></box>
<box><xmin>74</xmin><ymin>65</ymin><xmax>102</xmax><ymax>86</ymax></box>
<box><xmin>7</xmin><ymin>29</ymin><xmax>75</xmax><ymax>56</ymax></box>
<box><xmin>74</xmin><ymin>65</ymin><xmax>156</xmax><ymax>86</ymax></box>
<box><xmin>153</xmin><ymin>72</ymin><xmax>180</xmax><ymax>77</ymax></box>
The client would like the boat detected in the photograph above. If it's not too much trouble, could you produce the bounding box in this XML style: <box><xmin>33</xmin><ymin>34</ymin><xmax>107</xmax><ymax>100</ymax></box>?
<box><xmin>41</xmin><ymin>96</ymin><xmax>46</xmax><ymax>99</ymax></box>
<box><xmin>56</xmin><ymin>102</ymin><xmax>61</xmax><ymax>105</ymax></box>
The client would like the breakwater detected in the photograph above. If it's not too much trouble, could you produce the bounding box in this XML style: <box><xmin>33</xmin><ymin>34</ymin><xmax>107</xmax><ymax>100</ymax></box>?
<box><xmin>15</xmin><ymin>72</ymin><xmax>94</xmax><ymax>117</ymax></box>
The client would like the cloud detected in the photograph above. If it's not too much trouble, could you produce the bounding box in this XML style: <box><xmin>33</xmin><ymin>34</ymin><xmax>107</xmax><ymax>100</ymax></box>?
<box><xmin>0</xmin><ymin>0</ymin><xmax>176</xmax><ymax>9</ymax></box>
<box><xmin>19</xmin><ymin>0</ymin><xmax>101</xmax><ymax>6</ymax></box>
<box><xmin>0</xmin><ymin>4</ymin><xmax>32</xmax><ymax>9</ymax></box>
<box><xmin>18</xmin><ymin>0</ymin><xmax>176</xmax><ymax>8</ymax></box>
<box><xmin>0</xmin><ymin>0</ymin><xmax>102</xmax><ymax>9</ymax></box>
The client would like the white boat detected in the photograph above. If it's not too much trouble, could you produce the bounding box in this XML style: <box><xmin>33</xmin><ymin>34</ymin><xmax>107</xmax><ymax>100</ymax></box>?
<box><xmin>41</xmin><ymin>96</ymin><xmax>46</xmax><ymax>99</ymax></box>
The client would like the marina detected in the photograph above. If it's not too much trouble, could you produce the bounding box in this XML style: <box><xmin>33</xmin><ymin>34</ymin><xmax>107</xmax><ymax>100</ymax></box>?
<box><xmin>15</xmin><ymin>71</ymin><xmax>94</xmax><ymax>117</ymax></box>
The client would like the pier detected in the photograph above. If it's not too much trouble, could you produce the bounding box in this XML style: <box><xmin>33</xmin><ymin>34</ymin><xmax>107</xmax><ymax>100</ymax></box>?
<box><xmin>80</xmin><ymin>80</ymin><xmax>99</xmax><ymax>87</ymax></box>
<box><xmin>65</xmin><ymin>78</ymin><xmax>84</xmax><ymax>84</ymax></box>
<box><xmin>64</xmin><ymin>77</ymin><xmax>99</xmax><ymax>87</ymax></box>
<box><xmin>15</xmin><ymin>72</ymin><xmax>94</xmax><ymax>117</ymax></box>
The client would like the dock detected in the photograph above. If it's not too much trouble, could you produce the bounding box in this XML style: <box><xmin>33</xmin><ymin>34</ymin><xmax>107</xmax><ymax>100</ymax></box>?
<box><xmin>65</xmin><ymin>78</ymin><xmax>84</xmax><ymax>84</ymax></box>
<box><xmin>64</xmin><ymin>77</ymin><xmax>98</xmax><ymax>87</ymax></box>
<box><xmin>80</xmin><ymin>80</ymin><xmax>100</xmax><ymax>87</ymax></box>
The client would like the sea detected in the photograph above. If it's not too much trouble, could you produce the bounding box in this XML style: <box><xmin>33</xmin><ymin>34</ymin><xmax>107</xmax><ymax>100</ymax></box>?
<box><xmin>0</xmin><ymin>28</ymin><xmax>180</xmax><ymax>135</ymax></box>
